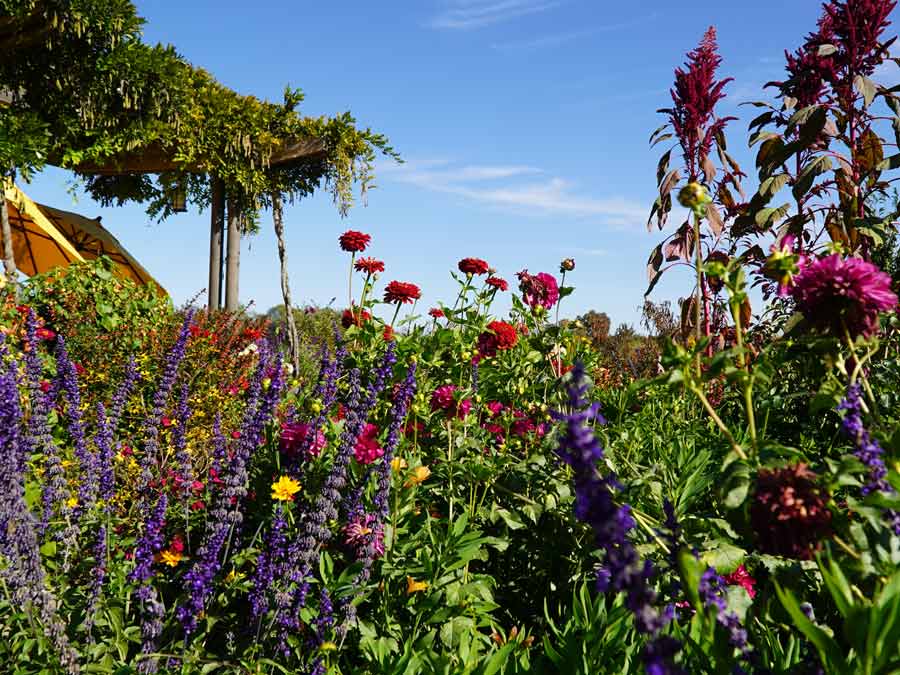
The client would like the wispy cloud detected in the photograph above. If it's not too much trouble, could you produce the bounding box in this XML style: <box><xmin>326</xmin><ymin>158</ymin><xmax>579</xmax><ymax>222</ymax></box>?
<box><xmin>430</xmin><ymin>0</ymin><xmax>561</xmax><ymax>30</ymax></box>
<box><xmin>490</xmin><ymin>13</ymin><xmax>661</xmax><ymax>52</ymax></box>
<box><xmin>381</xmin><ymin>159</ymin><xmax>645</xmax><ymax>227</ymax></box>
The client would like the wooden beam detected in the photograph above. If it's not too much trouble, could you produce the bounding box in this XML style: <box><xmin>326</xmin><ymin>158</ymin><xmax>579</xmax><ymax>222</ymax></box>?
<box><xmin>207</xmin><ymin>177</ymin><xmax>224</xmax><ymax>310</ymax></box>
<box><xmin>71</xmin><ymin>138</ymin><xmax>327</xmax><ymax>176</ymax></box>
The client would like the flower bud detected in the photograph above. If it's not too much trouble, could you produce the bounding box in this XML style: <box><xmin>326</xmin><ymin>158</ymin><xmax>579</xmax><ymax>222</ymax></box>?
<box><xmin>560</xmin><ymin>258</ymin><xmax>576</xmax><ymax>272</ymax></box>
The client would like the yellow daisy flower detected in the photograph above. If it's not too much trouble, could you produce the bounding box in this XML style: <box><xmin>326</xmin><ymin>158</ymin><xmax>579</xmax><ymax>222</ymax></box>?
<box><xmin>390</xmin><ymin>457</ymin><xmax>408</xmax><ymax>473</ymax></box>
<box><xmin>406</xmin><ymin>576</ymin><xmax>428</xmax><ymax>594</ymax></box>
<box><xmin>160</xmin><ymin>550</ymin><xmax>186</xmax><ymax>567</ymax></box>
<box><xmin>66</xmin><ymin>497</ymin><xmax>78</xmax><ymax>509</ymax></box>
<box><xmin>404</xmin><ymin>465</ymin><xmax>431</xmax><ymax>488</ymax></box>
<box><xmin>271</xmin><ymin>475</ymin><xmax>301</xmax><ymax>501</ymax></box>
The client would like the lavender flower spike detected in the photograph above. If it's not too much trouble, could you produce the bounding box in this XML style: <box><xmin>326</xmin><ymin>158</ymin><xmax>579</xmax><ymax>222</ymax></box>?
<box><xmin>838</xmin><ymin>382</ymin><xmax>900</xmax><ymax>534</ymax></box>
<box><xmin>554</xmin><ymin>363</ymin><xmax>680</xmax><ymax>673</ymax></box>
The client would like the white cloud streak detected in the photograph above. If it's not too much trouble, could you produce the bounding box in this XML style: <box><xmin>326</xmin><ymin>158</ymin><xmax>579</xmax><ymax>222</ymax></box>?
<box><xmin>381</xmin><ymin>159</ymin><xmax>646</xmax><ymax>227</ymax></box>
<box><xmin>430</xmin><ymin>0</ymin><xmax>561</xmax><ymax>30</ymax></box>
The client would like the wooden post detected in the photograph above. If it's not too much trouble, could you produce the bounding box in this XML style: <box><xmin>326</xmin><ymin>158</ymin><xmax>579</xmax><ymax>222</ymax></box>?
<box><xmin>224</xmin><ymin>195</ymin><xmax>241</xmax><ymax>311</ymax></box>
<box><xmin>272</xmin><ymin>193</ymin><xmax>300</xmax><ymax>372</ymax></box>
<box><xmin>207</xmin><ymin>177</ymin><xmax>225</xmax><ymax>310</ymax></box>
<box><xmin>1</xmin><ymin>171</ymin><xmax>17</xmax><ymax>292</ymax></box>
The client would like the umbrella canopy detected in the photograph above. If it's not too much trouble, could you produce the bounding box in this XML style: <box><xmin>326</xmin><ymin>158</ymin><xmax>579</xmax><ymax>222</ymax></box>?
<box><xmin>3</xmin><ymin>182</ymin><xmax>85</xmax><ymax>275</ymax></box>
<box><xmin>3</xmin><ymin>183</ymin><xmax>164</xmax><ymax>293</ymax></box>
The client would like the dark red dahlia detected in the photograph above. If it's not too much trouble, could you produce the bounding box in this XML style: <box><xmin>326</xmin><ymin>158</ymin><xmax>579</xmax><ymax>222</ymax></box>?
<box><xmin>383</xmin><ymin>281</ymin><xmax>421</xmax><ymax>304</ymax></box>
<box><xmin>790</xmin><ymin>254</ymin><xmax>897</xmax><ymax>338</ymax></box>
<box><xmin>354</xmin><ymin>257</ymin><xmax>385</xmax><ymax>275</ymax></box>
<box><xmin>339</xmin><ymin>230</ymin><xmax>371</xmax><ymax>253</ymax></box>
<box><xmin>341</xmin><ymin>308</ymin><xmax>372</xmax><ymax>329</ymax></box>
<box><xmin>476</xmin><ymin>320</ymin><xmax>519</xmax><ymax>360</ymax></box>
<box><xmin>458</xmin><ymin>257</ymin><xmax>490</xmax><ymax>276</ymax></box>
<box><xmin>750</xmin><ymin>464</ymin><xmax>832</xmax><ymax>560</ymax></box>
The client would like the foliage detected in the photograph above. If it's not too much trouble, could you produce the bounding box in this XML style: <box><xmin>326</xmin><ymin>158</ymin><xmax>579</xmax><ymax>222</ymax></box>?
<box><xmin>0</xmin><ymin>0</ymin><xmax>397</xmax><ymax>224</ymax></box>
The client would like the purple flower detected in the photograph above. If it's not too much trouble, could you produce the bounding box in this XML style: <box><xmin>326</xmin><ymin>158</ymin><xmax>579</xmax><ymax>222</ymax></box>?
<box><xmin>554</xmin><ymin>363</ymin><xmax>679</xmax><ymax>671</ymax></box>
<box><xmin>791</xmin><ymin>254</ymin><xmax>897</xmax><ymax>339</ymax></box>
<box><xmin>172</xmin><ymin>382</ymin><xmax>194</xmax><ymax>504</ymax></box>
<box><xmin>177</xmin><ymin>343</ymin><xmax>284</xmax><ymax>636</ymax></box>
<box><xmin>55</xmin><ymin>336</ymin><xmax>96</xmax><ymax>512</ymax></box>
<box><xmin>838</xmin><ymin>382</ymin><xmax>900</xmax><ymax>533</ymax></box>
<box><xmin>250</xmin><ymin>506</ymin><xmax>288</xmax><ymax>619</ymax></box>
<box><xmin>0</xmin><ymin>346</ymin><xmax>79</xmax><ymax>674</ymax></box>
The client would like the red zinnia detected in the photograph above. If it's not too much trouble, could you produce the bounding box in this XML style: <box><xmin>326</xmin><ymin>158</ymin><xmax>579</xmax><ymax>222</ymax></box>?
<box><xmin>341</xmin><ymin>308</ymin><xmax>372</xmax><ymax>329</ymax></box>
<box><xmin>476</xmin><ymin>321</ymin><xmax>518</xmax><ymax>360</ymax></box>
<box><xmin>383</xmin><ymin>325</ymin><xmax>395</xmax><ymax>341</ymax></box>
<box><xmin>35</xmin><ymin>327</ymin><xmax>55</xmax><ymax>340</ymax></box>
<box><xmin>486</xmin><ymin>276</ymin><xmax>508</xmax><ymax>292</ymax></box>
<box><xmin>458</xmin><ymin>257</ymin><xmax>490</xmax><ymax>276</ymax></box>
<box><xmin>354</xmin><ymin>257</ymin><xmax>385</xmax><ymax>275</ymax></box>
<box><xmin>384</xmin><ymin>281</ymin><xmax>421</xmax><ymax>304</ymax></box>
<box><xmin>339</xmin><ymin>230</ymin><xmax>371</xmax><ymax>253</ymax></box>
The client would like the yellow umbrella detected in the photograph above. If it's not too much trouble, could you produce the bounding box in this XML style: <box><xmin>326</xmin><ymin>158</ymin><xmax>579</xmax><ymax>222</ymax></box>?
<box><xmin>3</xmin><ymin>183</ymin><xmax>165</xmax><ymax>294</ymax></box>
<box><xmin>2</xmin><ymin>182</ymin><xmax>85</xmax><ymax>275</ymax></box>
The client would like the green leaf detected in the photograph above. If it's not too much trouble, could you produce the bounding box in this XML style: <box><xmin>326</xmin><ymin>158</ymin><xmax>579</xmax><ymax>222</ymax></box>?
<box><xmin>855</xmin><ymin>74</ymin><xmax>877</xmax><ymax>108</ymax></box>
<box><xmin>775</xmin><ymin>582</ymin><xmax>845</xmax><ymax>669</ymax></box>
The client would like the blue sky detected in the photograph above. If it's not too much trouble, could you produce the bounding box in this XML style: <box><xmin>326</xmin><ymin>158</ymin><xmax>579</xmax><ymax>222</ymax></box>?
<box><xmin>19</xmin><ymin>1</ymin><xmax>900</xmax><ymax>328</ymax></box>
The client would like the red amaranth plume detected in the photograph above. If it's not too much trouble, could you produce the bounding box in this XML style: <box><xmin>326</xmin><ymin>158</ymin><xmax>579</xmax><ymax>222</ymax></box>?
<box><xmin>667</xmin><ymin>27</ymin><xmax>735</xmax><ymax>181</ymax></box>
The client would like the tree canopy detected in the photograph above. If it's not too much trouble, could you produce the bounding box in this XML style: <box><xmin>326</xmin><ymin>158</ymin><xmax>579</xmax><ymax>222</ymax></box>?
<box><xmin>0</xmin><ymin>0</ymin><xmax>397</xmax><ymax>225</ymax></box>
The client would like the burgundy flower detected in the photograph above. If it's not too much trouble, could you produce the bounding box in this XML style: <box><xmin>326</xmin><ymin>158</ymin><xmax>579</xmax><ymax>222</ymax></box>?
<box><xmin>790</xmin><ymin>254</ymin><xmax>897</xmax><ymax>338</ymax></box>
<box><xmin>750</xmin><ymin>464</ymin><xmax>832</xmax><ymax>560</ymax></box>
<box><xmin>339</xmin><ymin>230</ymin><xmax>371</xmax><ymax>253</ymax></box>
<box><xmin>343</xmin><ymin>513</ymin><xmax>385</xmax><ymax>558</ymax></box>
<box><xmin>516</xmin><ymin>270</ymin><xmax>560</xmax><ymax>310</ymax></box>
<box><xmin>486</xmin><ymin>276</ymin><xmax>509</xmax><ymax>292</ymax></box>
<box><xmin>383</xmin><ymin>281</ymin><xmax>421</xmax><ymax>304</ymax></box>
<box><xmin>354</xmin><ymin>257</ymin><xmax>385</xmax><ymax>275</ymax></box>
<box><xmin>666</xmin><ymin>27</ymin><xmax>735</xmax><ymax>181</ymax></box>
<box><xmin>458</xmin><ymin>257</ymin><xmax>490</xmax><ymax>276</ymax></box>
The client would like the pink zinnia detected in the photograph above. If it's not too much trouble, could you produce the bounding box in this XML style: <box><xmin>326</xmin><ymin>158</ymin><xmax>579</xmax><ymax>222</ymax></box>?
<box><xmin>790</xmin><ymin>254</ymin><xmax>897</xmax><ymax>338</ymax></box>
<box><xmin>517</xmin><ymin>270</ymin><xmax>560</xmax><ymax>309</ymax></box>
<box><xmin>723</xmin><ymin>565</ymin><xmax>756</xmax><ymax>599</ymax></box>
<box><xmin>354</xmin><ymin>424</ymin><xmax>384</xmax><ymax>464</ymax></box>
<box><xmin>430</xmin><ymin>384</ymin><xmax>471</xmax><ymax>419</ymax></box>
<box><xmin>279</xmin><ymin>422</ymin><xmax>326</xmax><ymax>458</ymax></box>
<box><xmin>343</xmin><ymin>513</ymin><xmax>385</xmax><ymax>558</ymax></box>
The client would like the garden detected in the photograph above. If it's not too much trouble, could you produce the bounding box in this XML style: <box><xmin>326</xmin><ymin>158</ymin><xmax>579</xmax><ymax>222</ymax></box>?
<box><xmin>4</xmin><ymin>1</ymin><xmax>900</xmax><ymax>673</ymax></box>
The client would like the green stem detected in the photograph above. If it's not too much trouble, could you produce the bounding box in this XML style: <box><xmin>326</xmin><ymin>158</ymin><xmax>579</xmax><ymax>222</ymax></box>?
<box><xmin>693</xmin><ymin>211</ymin><xmax>703</xmax><ymax>376</ymax></box>
<box><xmin>731</xmin><ymin>297</ymin><xmax>757</xmax><ymax>452</ymax></box>
<box><xmin>690</xmin><ymin>384</ymin><xmax>747</xmax><ymax>460</ymax></box>
<box><xmin>447</xmin><ymin>420</ymin><xmax>454</xmax><ymax>523</ymax></box>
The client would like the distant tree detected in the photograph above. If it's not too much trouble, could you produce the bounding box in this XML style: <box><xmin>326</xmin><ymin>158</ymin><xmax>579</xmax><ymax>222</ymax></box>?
<box><xmin>574</xmin><ymin>310</ymin><xmax>611</xmax><ymax>347</ymax></box>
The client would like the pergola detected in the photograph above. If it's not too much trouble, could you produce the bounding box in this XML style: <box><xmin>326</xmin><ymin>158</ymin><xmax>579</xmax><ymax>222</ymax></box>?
<box><xmin>63</xmin><ymin>138</ymin><xmax>326</xmax><ymax>311</ymax></box>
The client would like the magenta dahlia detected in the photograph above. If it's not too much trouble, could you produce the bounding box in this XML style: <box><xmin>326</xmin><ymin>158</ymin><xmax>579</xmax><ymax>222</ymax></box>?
<box><xmin>516</xmin><ymin>270</ymin><xmax>560</xmax><ymax>310</ymax></box>
<box><xmin>790</xmin><ymin>254</ymin><xmax>897</xmax><ymax>338</ymax></box>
